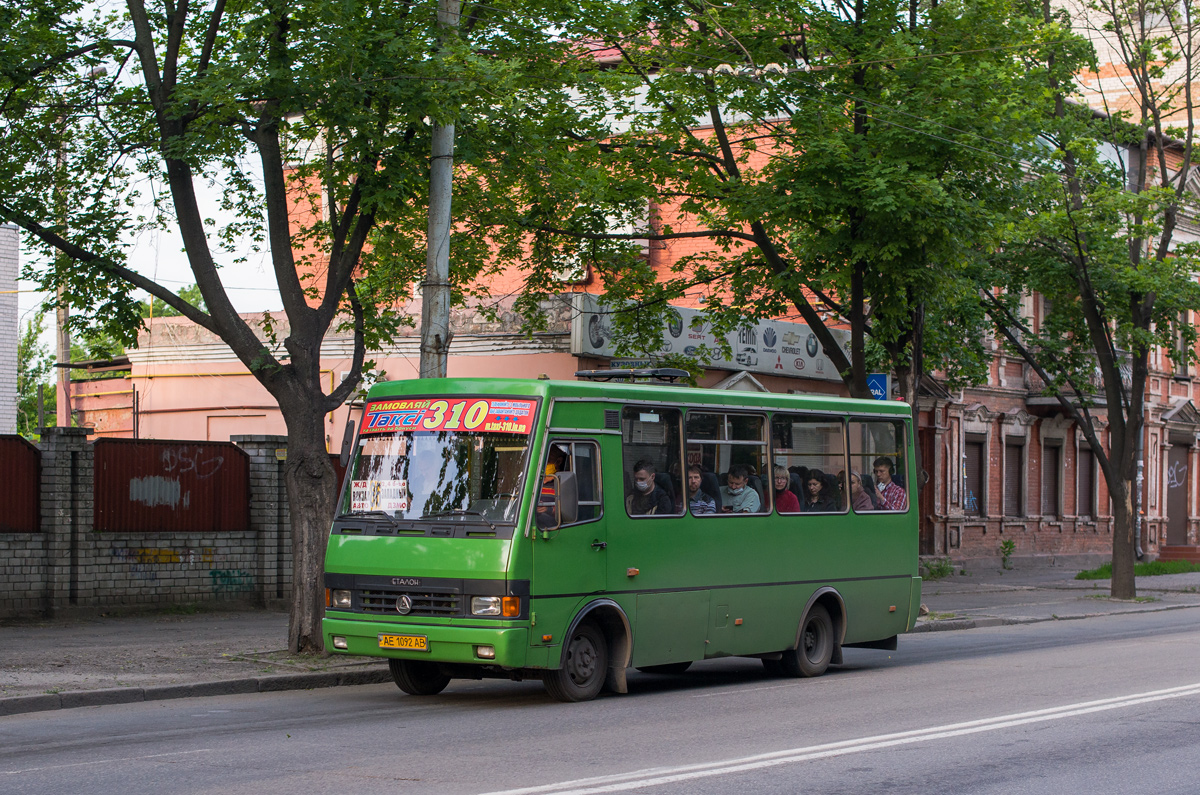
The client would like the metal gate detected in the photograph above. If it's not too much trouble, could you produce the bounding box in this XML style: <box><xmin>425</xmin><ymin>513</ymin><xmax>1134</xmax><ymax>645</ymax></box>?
<box><xmin>93</xmin><ymin>439</ymin><xmax>250</xmax><ymax>533</ymax></box>
<box><xmin>0</xmin><ymin>436</ymin><xmax>40</xmax><ymax>533</ymax></box>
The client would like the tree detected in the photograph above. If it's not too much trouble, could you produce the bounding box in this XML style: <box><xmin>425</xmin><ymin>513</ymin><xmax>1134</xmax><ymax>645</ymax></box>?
<box><xmin>981</xmin><ymin>1</ymin><xmax>1200</xmax><ymax>598</ymax></box>
<box><xmin>16</xmin><ymin>312</ymin><xmax>55</xmax><ymax>438</ymax></box>
<box><xmin>0</xmin><ymin>0</ymin><xmax>611</xmax><ymax>651</ymax></box>
<box><xmin>140</xmin><ymin>283</ymin><xmax>205</xmax><ymax>319</ymax></box>
<box><xmin>492</xmin><ymin>0</ymin><xmax>1084</xmax><ymax>406</ymax></box>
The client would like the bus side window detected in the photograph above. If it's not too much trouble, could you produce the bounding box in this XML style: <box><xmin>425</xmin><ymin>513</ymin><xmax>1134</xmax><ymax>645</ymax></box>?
<box><xmin>541</xmin><ymin>441</ymin><xmax>603</xmax><ymax>527</ymax></box>
<box><xmin>685</xmin><ymin>412</ymin><xmax>769</xmax><ymax>515</ymax></box>
<box><xmin>849</xmin><ymin>420</ymin><xmax>909</xmax><ymax>513</ymax></box>
<box><xmin>571</xmin><ymin>442</ymin><xmax>602</xmax><ymax>523</ymax></box>
<box><xmin>622</xmin><ymin>407</ymin><xmax>684</xmax><ymax>518</ymax></box>
<box><xmin>770</xmin><ymin>415</ymin><xmax>848</xmax><ymax>514</ymax></box>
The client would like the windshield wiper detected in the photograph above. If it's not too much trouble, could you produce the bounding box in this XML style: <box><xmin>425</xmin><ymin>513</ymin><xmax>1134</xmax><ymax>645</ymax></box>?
<box><xmin>421</xmin><ymin>510</ymin><xmax>497</xmax><ymax>532</ymax></box>
<box><xmin>337</xmin><ymin>510</ymin><xmax>403</xmax><ymax>528</ymax></box>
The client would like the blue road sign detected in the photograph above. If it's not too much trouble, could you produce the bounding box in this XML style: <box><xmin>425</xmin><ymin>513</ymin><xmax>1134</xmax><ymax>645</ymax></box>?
<box><xmin>867</xmin><ymin>373</ymin><xmax>889</xmax><ymax>400</ymax></box>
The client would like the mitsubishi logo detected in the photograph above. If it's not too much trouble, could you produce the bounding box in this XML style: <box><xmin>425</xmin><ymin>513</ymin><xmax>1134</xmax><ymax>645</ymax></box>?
<box><xmin>396</xmin><ymin>595</ymin><xmax>413</xmax><ymax>615</ymax></box>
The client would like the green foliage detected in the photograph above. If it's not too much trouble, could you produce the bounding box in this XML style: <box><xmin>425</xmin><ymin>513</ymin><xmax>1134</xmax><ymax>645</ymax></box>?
<box><xmin>140</xmin><ymin>285</ymin><xmax>206</xmax><ymax>319</ymax></box>
<box><xmin>922</xmin><ymin>557</ymin><xmax>955</xmax><ymax>580</ymax></box>
<box><xmin>500</xmin><ymin>0</ymin><xmax>1091</xmax><ymax>396</ymax></box>
<box><xmin>16</xmin><ymin>313</ymin><xmax>55</xmax><ymax>438</ymax></box>
<box><xmin>1000</xmin><ymin>538</ymin><xmax>1016</xmax><ymax>570</ymax></box>
<box><xmin>1076</xmin><ymin>560</ymin><xmax>1200</xmax><ymax>580</ymax></box>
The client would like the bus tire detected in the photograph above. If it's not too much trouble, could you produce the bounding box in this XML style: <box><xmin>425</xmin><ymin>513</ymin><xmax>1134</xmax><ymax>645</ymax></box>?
<box><xmin>781</xmin><ymin>604</ymin><xmax>834</xmax><ymax>678</ymax></box>
<box><xmin>544</xmin><ymin>621</ymin><xmax>608</xmax><ymax>702</ymax></box>
<box><xmin>389</xmin><ymin>658</ymin><xmax>451</xmax><ymax>696</ymax></box>
<box><xmin>636</xmin><ymin>661</ymin><xmax>692</xmax><ymax>675</ymax></box>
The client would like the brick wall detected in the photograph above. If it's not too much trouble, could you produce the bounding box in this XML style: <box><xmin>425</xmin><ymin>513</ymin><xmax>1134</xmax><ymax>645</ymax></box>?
<box><xmin>0</xmin><ymin>431</ymin><xmax>293</xmax><ymax>617</ymax></box>
<box><xmin>0</xmin><ymin>224</ymin><xmax>17</xmax><ymax>435</ymax></box>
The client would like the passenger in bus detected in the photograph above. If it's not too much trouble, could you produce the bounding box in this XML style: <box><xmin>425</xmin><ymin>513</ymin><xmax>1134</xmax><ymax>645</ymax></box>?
<box><xmin>873</xmin><ymin>457</ymin><xmax>908</xmax><ymax>511</ymax></box>
<box><xmin>545</xmin><ymin>444</ymin><xmax>568</xmax><ymax>476</ymax></box>
<box><xmin>800</xmin><ymin>468</ymin><xmax>838</xmax><ymax>512</ymax></box>
<box><xmin>537</xmin><ymin>444</ymin><xmax>570</xmax><ymax>527</ymax></box>
<box><xmin>848</xmin><ymin>470</ymin><xmax>877</xmax><ymax>512</ymax></box>
<box><xmin>627</xmin><ymin>460</ymin><xmax>673</xmax><ymax>515</ymax></box>
<box><xmin>773</xmin><ymin>465</ymin><xmax>801</xmax><ymax>513</ymax></box>
<box><xmin>721</xmin><ymin>465</ymin><xmax>761</xmax><ymax>513</ymax></box>
<box><xmin>686</xmin><ymin>465</ymin><xmax>716</xmax><ymax>514</ymax></box>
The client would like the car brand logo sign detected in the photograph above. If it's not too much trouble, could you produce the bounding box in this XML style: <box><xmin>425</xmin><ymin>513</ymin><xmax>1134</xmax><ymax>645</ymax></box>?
<box><xmin>396</xmin><ymin>595</ymin><xmax>413</xmax><ymax>614</ymax></box>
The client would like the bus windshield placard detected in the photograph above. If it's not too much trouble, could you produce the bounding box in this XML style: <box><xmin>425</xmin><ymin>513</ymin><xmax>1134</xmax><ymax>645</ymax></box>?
<box><xmin>361</xmin><ymin>397</ymin><xmax>537</xmax><ymax>435</ymax></box>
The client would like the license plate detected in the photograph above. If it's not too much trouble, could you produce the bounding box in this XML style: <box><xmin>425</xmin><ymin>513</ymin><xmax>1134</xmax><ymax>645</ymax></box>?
<box><xmin>378</xmin><ymin>634</ymin><xmax>429</xmax><ymax>651</ymax></box>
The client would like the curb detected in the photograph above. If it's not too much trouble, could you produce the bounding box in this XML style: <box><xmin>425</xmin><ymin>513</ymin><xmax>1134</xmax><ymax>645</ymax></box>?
<box><xmin>911</xmin><ymin>601</ymin><xmax>1200</xmax><ymax>633</ymax></box>
<box><xmin>0</xmin><ymin>666</ymin><xmax>392</xmax><ymax>718</ymax></box>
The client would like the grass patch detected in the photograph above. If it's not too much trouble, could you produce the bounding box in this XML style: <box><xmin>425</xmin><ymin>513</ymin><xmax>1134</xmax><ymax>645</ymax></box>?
<box><xmin>1075</xmin><ymin>560</ymin><xmax>1200</xmax><ymax>580</ymax></box>
<box><xmin>922</xmin><ymin>557</ymin><xmax>955</xmax><ymax>580</ymax></box>
<box><xmin>1086</xmin><ymin>594</ymin><xmax>1160</xmax><ymax>603</ymax></box>
<box><xmin>926</xmin><ymin>611</ymin><xmax>957</xmax><ymax>621</ymax></box>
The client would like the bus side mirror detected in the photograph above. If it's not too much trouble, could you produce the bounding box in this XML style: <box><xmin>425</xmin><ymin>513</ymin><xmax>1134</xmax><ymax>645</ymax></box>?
<box><xmin>555</xmin><ymin>471</ymin><xmax>579</xmax><ymax>526</ymax></box>
<box><xmin>339</xmin><ymin>420</ymin><xmax>356</xmax><ymax>468</ymax></box>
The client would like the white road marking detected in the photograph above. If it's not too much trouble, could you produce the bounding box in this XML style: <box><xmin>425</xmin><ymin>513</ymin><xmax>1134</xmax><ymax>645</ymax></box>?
<box><xmin>3</xmin><ymin>749</ymin><xmax>212</xmax><ymax>775</ymax></box>
<box><xmin>481</xmin><ymin>682</ymin><xmax>1200</xmax><ymax>795</ymax></box>
<box><xmin>689</xmin><ymin>682</ymin><xmax>801</xmax><ymax>699</ymax></box>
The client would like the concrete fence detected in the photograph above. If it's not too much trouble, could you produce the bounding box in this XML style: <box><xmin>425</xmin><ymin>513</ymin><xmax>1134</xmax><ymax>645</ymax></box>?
<box><xmin>0</xmin><ymin>429</ymin><xmax>296</xmax><ymax>618</ymax></box>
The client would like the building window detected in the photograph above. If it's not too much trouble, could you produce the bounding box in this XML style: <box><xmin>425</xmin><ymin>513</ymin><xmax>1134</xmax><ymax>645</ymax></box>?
<box><xmin>1004</xmin><ymin>438</ymin><xmax>1024</xmax><ymax>517</ymax></box>
<box><xmin>1042</xmin><ymin>443</ymin><xmax>1062</xmax><ymax>517</ymax></box>
<box><xmin>1077</xmin><ymin>446</ymin><xmax>1094</xmax><ymax>519</ymax></box>
<box><xmin>964</xmin><ymin>437</ymin><xmax>985</xmax><ymax>517</ymax></box>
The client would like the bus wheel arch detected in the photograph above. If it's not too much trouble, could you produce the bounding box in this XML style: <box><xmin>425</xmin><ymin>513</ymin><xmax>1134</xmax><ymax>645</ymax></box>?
<box><xmin>782</xmin><ymin>588</ymin><xmax>845</xmax><ymax>677</ymax></box>
<box><xmin>559</xmin><ymin>599</ymin><xmax>632</xmax><ymax>696</ymax></box>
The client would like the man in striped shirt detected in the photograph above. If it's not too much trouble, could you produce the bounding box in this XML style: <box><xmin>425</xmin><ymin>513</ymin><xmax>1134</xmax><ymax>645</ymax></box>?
<box><xmin>873</xmin><ymin>457</ymin><xmax>908</xmax><ymax>512</ymax></box>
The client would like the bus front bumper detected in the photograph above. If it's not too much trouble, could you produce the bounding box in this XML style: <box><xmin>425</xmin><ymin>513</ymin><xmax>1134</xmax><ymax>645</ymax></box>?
<box><xmin>323</xmin><ymin>616</ymin><xmax>529</xmax><ymax>667</ymax></box>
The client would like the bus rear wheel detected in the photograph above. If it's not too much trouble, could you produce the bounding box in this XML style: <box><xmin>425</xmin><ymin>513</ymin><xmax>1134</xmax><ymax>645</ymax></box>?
<box><xmin>781</xmin><ymin>604</ymin><xmax>834</xmax><ymax>678</ymax></box>
<box><xmin>544</xmin><ymin>622</ymin><xmax>608</xmax><ymax>702</ymax></box>
<box><xmin>389</xmin><ymin>659</ymin><xmax>451</xmax><ymax>696</ymax></box>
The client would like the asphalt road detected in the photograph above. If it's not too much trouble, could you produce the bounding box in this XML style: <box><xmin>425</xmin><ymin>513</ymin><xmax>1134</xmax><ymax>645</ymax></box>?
<box><xmin>4</xmin><ymin>610</ymin><xmax>1199</xmax><ymax>795</ymax></box>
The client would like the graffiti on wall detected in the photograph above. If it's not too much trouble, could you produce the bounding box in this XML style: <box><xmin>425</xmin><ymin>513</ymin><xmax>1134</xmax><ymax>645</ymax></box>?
<box><xmin>161</xmin><ymin>445</ymin><xmax>225</xmax><ymax>480</ymax></box>
<box><xmin>109</xmin><ymin>546</ymin><xmax>218</xmax><ymax>582</ymax></box>
<box><xmin>1168</xmin><ymin>460</ymin><xmax>1188</xmax><ymax>490</ymax></box>
<box><xmin>209</xmin><ymin>569</ymin><xmax>255</xmax><ymax>594</ymax></box>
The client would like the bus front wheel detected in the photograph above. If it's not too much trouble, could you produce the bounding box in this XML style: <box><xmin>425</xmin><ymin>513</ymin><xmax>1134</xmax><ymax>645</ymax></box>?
<box><xmin>544</xmin><ymin>622</ymin><xmax>608</xmax><ymax>702</ymax></box>
<box><xmin>389</xmin><ymin>658</ymin><xmax>451</xmax><ymax>696</ymax></box>
<box><xmin>781</xmin><ymin>604</ymin><xmax>834</xmax><ymax>678</ymax></box>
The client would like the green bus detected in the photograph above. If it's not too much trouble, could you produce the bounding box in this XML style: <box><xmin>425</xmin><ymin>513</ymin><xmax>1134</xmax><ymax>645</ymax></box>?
<box><xmin>322</xmin><ymin>374</ymin><xmax>921</xmax><ymax>702</ymax></box>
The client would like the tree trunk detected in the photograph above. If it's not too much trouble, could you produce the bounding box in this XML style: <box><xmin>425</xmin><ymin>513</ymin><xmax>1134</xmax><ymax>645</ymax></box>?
<box><xmin>1109</xmin><ymin>478</ymin><xmax>1137</xmax><ymax>599</ymax></box>
<box><xmin>282</xmin><ymin>405</ymin><xmax>338</xmax><ymax>653</ymax></box>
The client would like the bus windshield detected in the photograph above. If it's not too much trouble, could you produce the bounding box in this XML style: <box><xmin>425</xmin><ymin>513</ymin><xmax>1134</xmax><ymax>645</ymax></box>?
<box><xmin>340</xmin><ymin>396</ymin><xmax>539</xmax><ymax>524</ymax></box>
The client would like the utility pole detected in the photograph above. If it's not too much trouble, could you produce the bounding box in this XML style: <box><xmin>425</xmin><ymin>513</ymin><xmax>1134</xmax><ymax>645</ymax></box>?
<box><xmin>419</xmin><ymin>0</ymin><xmax>461</xmax><ymax>379</ymax></box>
<box><xmin>51</xmin><ymin>67</ymin><xmax>105</xmax><ymax>426</ymax></box>
<box><xmin>56</xmin><ymin>278</ymin><xmax>71</xmax><ymax>427</ymax></box>
<box><xmin>54</xmin><ymin>116</ymin><xmax>71</xmax><ymax>427</ymax></box>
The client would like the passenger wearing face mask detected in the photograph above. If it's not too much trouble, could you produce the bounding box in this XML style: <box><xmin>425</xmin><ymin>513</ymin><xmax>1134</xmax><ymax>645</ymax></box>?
<box><xmin>626</xmin><ymin>460</ymin><xmax>673</xmax><ymax>515</ymax></box>
<box><xmin>720</xmin><ymin>464</ymin><xmax>761</xmax><ymax>513</ymax></box>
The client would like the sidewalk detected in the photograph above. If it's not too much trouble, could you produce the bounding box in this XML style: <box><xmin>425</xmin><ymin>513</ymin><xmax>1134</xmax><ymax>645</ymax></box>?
<box><xmin>4</xmin><ymin>564</ymin><xmax>1200</xmax><ymax>716</ymax></box>
<box><xmin>916</xmin><ymin>562</ymin><xmax>1200</xmax><ymax>630</ymax></box>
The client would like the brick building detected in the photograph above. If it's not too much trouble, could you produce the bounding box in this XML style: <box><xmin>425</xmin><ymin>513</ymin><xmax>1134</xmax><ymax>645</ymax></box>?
<box><xmin>0</xmin><ymin>224</ymin><xmax>17</xmax><ymax>434</ymax></box>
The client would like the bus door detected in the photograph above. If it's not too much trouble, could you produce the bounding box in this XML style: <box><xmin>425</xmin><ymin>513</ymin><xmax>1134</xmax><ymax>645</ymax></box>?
<box><xmin>606</xmin><ymin>406</ymin><xmax>709</xmax><ymax>667</ymax></box>
<box><xmin>531</xmin><ymin>439</ymin><xmax>607</xmax><ymax>624</ymax></box>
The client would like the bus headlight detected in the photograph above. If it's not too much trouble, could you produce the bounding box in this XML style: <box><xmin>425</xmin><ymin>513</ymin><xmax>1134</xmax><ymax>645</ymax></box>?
<box><xmin>472</xmin><ymin>596</ymin><xmax>520</xmax><ymax>616</ymax></box>
<box><xmin>331</xmin><ymin>590</ymin><xmax>352</xmax><ymax>609</ymax></box>
<box><xmin>472</xmin><ymin>596</ymin><xmax>501</xmax><ymax>616</ymax></box>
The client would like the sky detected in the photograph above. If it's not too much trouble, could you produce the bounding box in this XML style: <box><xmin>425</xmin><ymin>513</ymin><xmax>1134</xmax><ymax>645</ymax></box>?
<box><xmin>16</xmin><ymin>177</ymin><xmax>284</xmax><ymax>354</ymax></box>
